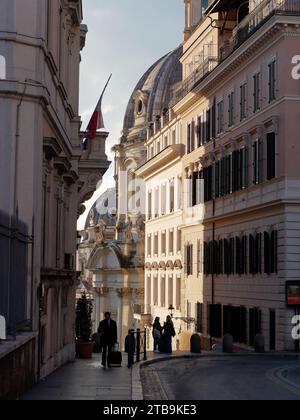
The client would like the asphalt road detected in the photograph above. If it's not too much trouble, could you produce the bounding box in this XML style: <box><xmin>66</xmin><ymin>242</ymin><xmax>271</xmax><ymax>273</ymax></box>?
<box><xmin>141</xmin><ymin>355</ymin><xmax>300</xmax><ymax>400</ymax></box>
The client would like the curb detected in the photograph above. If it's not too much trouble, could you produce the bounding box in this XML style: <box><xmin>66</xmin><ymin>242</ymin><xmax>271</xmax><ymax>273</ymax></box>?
<box><xmin>267</xmin><ymin>365</ymin><xmax>300</xmax><ymax>397</ymax></box>
<box><xmin>131</xmin><ymin>352</ymin><xmax>300</xmax><ymax>400</ymax></box>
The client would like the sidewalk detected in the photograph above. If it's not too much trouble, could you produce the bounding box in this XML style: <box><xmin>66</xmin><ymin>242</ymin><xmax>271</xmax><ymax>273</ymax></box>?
<box><xmin>22</xmin><ymin>354</ymin><xmax>131</xmax><ymax>401</ymax></box>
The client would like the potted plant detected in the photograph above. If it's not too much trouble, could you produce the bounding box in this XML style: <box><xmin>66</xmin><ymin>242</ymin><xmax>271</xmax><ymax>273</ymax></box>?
<box><xmin>75</xmin><ymin>292</ymin><xmax>94</xmax><ymax>359</ymax></box>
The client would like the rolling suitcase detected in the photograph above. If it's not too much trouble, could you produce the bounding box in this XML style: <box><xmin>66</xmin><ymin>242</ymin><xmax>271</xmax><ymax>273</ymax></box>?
<box><xmin>108</xmin><ymin>343</ymin><xmax>122</xmax><ymax>367</ymax></box>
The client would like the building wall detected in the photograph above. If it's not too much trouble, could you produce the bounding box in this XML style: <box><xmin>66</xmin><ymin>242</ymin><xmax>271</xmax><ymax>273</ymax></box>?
<box><xmin>175</xmin><ymin>4</ymin><xmax>300</xmax><ymax>351</ymax></box>
<box><xmin>0</xmin><ymin>0</ymin><xmax>109</xmax><ymax>397</ymax></box>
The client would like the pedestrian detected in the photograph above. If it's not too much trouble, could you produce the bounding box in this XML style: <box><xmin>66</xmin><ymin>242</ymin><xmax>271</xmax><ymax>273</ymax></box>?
<box><xmin>162</xmin><ymin>315</ymin><xmax>176</xmax><ymax>354</ymax></box>
<box><xmin>152</xmin><ymin>317</ymin><xmax>163</xmax><ymax>353</ymax></box>
<box><xmin>98</xmin><ymin>312</ymin><xmax>118</xmax><ymax>368</ymax></box>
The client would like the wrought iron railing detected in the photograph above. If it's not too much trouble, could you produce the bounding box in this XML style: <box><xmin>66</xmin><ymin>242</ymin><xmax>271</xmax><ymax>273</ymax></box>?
<box><xmin>227</xmin><ymin>0</ymin><xmax>300</xmax><ymax>57</ymax></box>
<box><xmin>173</xmin><ymin>0</ymin><xmax>300</xmax><ymax>105</ymax></box>
<box><xmin>171</xmin><ymin>56</ymin><xmax>219</xmax><ymax>106</ymax></box>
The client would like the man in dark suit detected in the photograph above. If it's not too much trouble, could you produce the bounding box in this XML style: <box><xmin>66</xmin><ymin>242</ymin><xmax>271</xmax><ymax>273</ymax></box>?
<box><xmin>98</xmin><ymin>312</ymin><xmax>118</xmax><ymax>368</ymax></box>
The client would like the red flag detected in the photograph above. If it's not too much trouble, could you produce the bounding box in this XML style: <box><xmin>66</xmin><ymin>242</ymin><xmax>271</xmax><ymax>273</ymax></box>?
<box><xmin>86</xmin><ymin>74</ymin><xmax>112</xmax><ymax>140</ymax></box>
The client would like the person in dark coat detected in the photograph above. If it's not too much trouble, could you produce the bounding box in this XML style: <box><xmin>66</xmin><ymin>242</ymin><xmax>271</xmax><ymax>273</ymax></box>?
<box><xmin>152</xmin><ymin>317</ymin><xmax>163</xmax><ymax>353</ymax></box>
<box><xmin>98</xmin><ymin>312</ymin><xmax>118</xmax><ymax>367</ymax></box>
<box><xmin>162</xmin><ymin>315</ymin><xmax>176</xmax><ymax>354</ymax></box>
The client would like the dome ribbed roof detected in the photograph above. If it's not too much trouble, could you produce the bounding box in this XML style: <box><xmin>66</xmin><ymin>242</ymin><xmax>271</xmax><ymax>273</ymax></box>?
<box><xmin>123</xmin><ymin>46</ymin><xmax>182</xmax><ymax>134</ymax></box>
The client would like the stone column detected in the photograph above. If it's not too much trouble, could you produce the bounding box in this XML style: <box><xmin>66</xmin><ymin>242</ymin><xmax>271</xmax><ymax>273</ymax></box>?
<box><xmin>116</xmin><ymin>287</ymin><xmax>133</xmax><ymax>350</ymax></box>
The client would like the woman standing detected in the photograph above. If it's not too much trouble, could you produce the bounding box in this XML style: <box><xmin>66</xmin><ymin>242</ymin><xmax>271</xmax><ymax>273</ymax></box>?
<box><xmin>152</xmin><ymin>317</ymin><xmax>163</xmax><ymax>353</ymax></box>
<box><xmin>162</xmin><ymin>316</ymin><xmax>176</xmax><ymax>354</ymax></box>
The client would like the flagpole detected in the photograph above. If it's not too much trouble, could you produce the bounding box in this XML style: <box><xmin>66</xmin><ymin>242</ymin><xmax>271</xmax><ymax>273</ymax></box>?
<box><xmin>82</xmin><ymin>74</ymin><xmax>112</xmax><ymax>147</ymax></box>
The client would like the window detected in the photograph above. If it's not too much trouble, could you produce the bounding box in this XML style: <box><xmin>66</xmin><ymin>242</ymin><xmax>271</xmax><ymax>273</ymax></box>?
<box><xmin>249</xmin><ymin>233</ymin><xmax>262</xmax><ymax>274</ymax></box>
<box><xmin>161</xmin><ymin>277</ymin><xmax>166</xmax><ymax>307</ymax></box>
<box><xmin>197</xmin><ymin>240</ymin><xmax>203</xmax><ymax>275</ymax></box>
<box><xmin>184</xmin><ymin>244</ymin><xmax>193</xmax><ymax>276</ymax></box>
<box><xmin>268</xmin><ymin>60</ymin><xmax>276</xmax><ymax>103</ymax></box>
<box><xmin>147</xmin><ymin>235</ymin><xmax>152</xmax><ymax>257</ymax></box>
<box><xmin>201</xmin><ymin>166</ymin><xmax>213</xmax><ymax>202</ymax></box>
<box><xmin>154</xmin><ymin>234</ymin><xmax>159</xmax><ymax>256</ymax></box>
<box><xmin>217</xmin><ymin>100</ymin><xmax>224</xmax><ymax>134</ymax></box>
<box><xmin>0</xmin><ymin>55</ymin><xmax>6</xmax><ymax>79</ymax></box>
<box><xmin>161</xmin><ymin>231</ymin><xmax>166</xmax><ymax>255</ymax></box>
<box><xmin>169</xmin><ymin>230</ymin><xmax>174</xmax><ymax>254</ymax></box>
<box><xmin>177</xmin><ymin>229</ymin><xmax>182</xmax><ymax>253</ymax></box>
<box><xmin>264</xmin><ymin>230</ymin><xmax>278</xmax><ymax>274</ymax></box>
<box><xmin>164</xmin><ymin>135</ymin><xmax>169</xmax><ymax>149</ymax></box>
<box><xmin>148</xmin><ymin>191</ymin><xmax>152</xmax><ymax>220</ymax></box>
<box><xmin>253</xmin><ymin>72</ymin><xmax>261</xmax><ymax>113</ymax></box>
<box><xmin>197</xmin><ymin>116</ymin><xmax>203</xmax><ymax>147</ymax></box>
<box><xmin>168</xmin><ymin>276</ymin><xmax>173</xmax><ymax>307</ymax></box>
<box><xmin>228</xmin><ymin>92</ymin><xmax>234</xmax><ymax>127</ymax></box>
<box><xmin>161</xmin><ymin>184</ymin><xmax>167</xmax><ymax>215</ymax></box>
<box><xmin>253</xmin><ymin>140</ymin><xmax>263</xmax><ymax>185</ymax></box>
<box><xmin>187</xmin><ymin>122</ymin><xmax>195</xmax><ymax>153</ymax></box>
<box><xmin>170</xmin><ymin>180</ymin><xmax>175</xmax><ymax>213</ymax></box>
<box><xmin>206</xmin><ymin>108</ymin><xmax>211</xmax><ymax>142</ymax></box>
<box><xmin>154</xmin><ymin>187</ymin><xmax>159</xmax><ymax>218</ymax></box>
<box><xmin>240</xmin><ymin>83</ymin><xmax>247</xmax><ymax>121</ymax></box>
<box><xmin>232</xmin><ymin>148</ymin><xmax>248</xmax><ymax>192</ymax></box>
<box><xmin>153</xmin><ymin>276</ymin><xmax>158</xmax><ymax>306</ymax></box>
<box><xmin>176</xmin><ymin>278</ymin><xmax>181</xmax><ymax>310</ymax></box>
<box><xmin>190</xmin><ymin>171</ymin><xmax>201</xmax><ymax>207</ymax></box>
<box><xmin>267</xmin><ymin>132</ymin><xmax>276</xmax><ymax>180</ymax></box>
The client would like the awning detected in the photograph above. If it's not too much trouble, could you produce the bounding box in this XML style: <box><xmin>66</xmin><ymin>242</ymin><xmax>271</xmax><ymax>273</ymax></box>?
<box><xmin>206</xmin><ymin>0</ymin><xmax>247</xmax><ymax>14</ymax></box>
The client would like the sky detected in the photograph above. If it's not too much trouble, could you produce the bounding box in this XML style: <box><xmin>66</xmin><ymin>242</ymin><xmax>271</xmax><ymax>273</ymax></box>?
<box><xmin>78</xmin><ymin>0</ymin><xmax>184</xmax><ymax>229</ymax></box>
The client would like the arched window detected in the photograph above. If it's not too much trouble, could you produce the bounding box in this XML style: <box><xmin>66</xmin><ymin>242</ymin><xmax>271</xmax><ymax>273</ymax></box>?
<box><xmin>0</xmin><ymin>55</ymin><xmax>6</xmax><ymax>79</ymax></box>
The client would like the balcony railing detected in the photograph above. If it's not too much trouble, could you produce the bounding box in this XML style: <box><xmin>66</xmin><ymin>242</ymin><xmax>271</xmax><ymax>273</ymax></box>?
<box><xmin>224</xmin><ymin>0</ymin><xmax>300</xmax><ymax>58</ymax></box>
<box><xmin>171</xmin><ymin>55</ymin><xmax>219</xmax><ymax>106</ymax></box>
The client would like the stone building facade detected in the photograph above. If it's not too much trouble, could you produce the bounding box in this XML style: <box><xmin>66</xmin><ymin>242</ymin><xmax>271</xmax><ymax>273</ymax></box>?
<box><xmin>0</xmin><ymin>0</ymin><xmax>109</xmax><ymax>399</ymax></box>
<box><xmin>138</xmin><ymin>0</ymin><xmax>300</xmax><ymax>352</ymax></box>
<box><xmin>176</xmin><ymin>0</ymin><xmax>300</xmax><ymax>351</ymax></box>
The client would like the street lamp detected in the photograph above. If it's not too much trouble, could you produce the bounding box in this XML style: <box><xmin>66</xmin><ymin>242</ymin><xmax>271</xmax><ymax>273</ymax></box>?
<box><xmin>168</xmin><ymin>304</ymin><xmax>175</xmax><ymax>318</ymax></box>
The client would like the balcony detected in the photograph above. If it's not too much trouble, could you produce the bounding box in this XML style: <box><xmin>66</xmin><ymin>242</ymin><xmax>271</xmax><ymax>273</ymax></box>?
<box><xmin>173</xmin><ymin>0</ymin><xmax>300</xmax><ymax>106</ymax></box>
<box><xmin>171</xmin><ymin>55</ymin><xmax>219</xmax><ymax>106</ymax></box>
<box><xmin>221</xmin><ymin>0</ymin><xmax>300</xmax><ymax>60</ymax></box>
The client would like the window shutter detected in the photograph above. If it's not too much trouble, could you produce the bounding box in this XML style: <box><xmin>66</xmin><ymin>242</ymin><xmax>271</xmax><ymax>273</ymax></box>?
<box><xmin>191</xmin><ymin>120</ymin><xmax>195</xmax><ymax>152</ymax></box>
<box><xmin>258</xmin><ymin>140</ymin><xmax>263</xmax><ymax>184</ymax></box>
<box><xmin>230</xmin><ymin>238</ymin><xmax>235</xmax><ymax>274</ymax></box>
<box><xmin>264</xmin><ymin>231</ymin><xmax>270</xmax><ymax>274</ymax></box>
<box><xmin>203</xmin><ymin>242</ymin><xmax>208</xmax><ymax>275</ymax></box>
<box><xmin>271</xmin><ymin>230</ymin><xmax>278</xmax><ymax>274</ymax></box>
<box><xmin>236</xmin><ymin>237</ymin><xmax>241</xmax><ymax>275</ymax></box>
<box><xmin>212</xmin><ymin>99</ymin><xmax>216</xmax><ymax>139</ymax></box>
<box><xmin>253</xmin><ymin>142</ymin><xmax>258</xmax><ymax>184</ymax></box>
<box><xmin>249</xmin><ymin>234</ymin><xmax>255</xmax><ymax>274</ymax></box>
<box><xmin>255</xmin><ymin>233</ymin><xmax>262</xmax><ymax>274</ymax></box>
<box><xmin>267</xmin><ymin>132</ymin><xmax>276</xmax><ymax>180</ymax></box>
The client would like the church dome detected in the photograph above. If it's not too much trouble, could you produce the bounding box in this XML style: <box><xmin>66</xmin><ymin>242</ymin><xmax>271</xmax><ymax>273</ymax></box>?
<box><xmin>85</xmin><ymin>188</ymin><xmax>117</xmax><ymax>230</ymax></box>
<box><xmin>122</xmin><ymin>46</ymin><xmax>182</xmax><ymax>140</ymax></box>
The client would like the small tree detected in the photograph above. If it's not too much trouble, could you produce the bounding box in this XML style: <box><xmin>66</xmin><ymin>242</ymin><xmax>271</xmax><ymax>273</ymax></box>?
<box><xmin>75</xmin><ymin>292</ymin><xmax>93</xmax><ymax>342</ymax></box>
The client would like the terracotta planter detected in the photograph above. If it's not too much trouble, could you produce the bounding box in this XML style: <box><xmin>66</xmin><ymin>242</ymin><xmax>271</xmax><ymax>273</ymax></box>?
<box><xmin>76</xmin><ymin>341</ymin><xmax>94</xmax><ymax>359</ymax></box>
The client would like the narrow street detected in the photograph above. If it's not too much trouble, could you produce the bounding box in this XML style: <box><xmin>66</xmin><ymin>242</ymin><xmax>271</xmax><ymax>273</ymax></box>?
<box><xmin>22</xmin><ymin>355</ymin><xmax>131</xmax><ymax>401</ymax></box>
<box><xmin>141</xmin><ymin>355</ymin><xmax>300</xmax><ymax>400</ymax></box>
